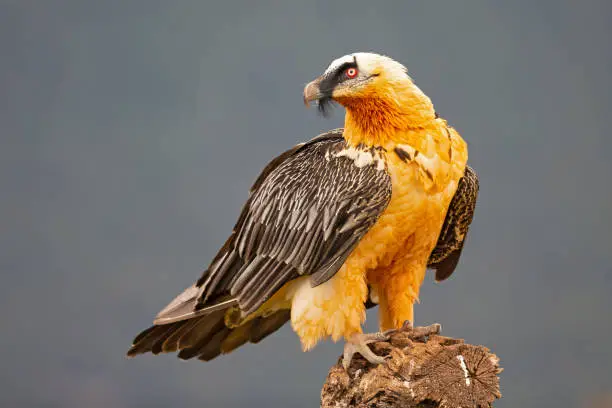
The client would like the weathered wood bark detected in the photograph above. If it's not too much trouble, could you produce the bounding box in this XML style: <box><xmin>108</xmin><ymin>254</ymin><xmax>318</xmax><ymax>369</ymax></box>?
<box><xmin>321</xmin><ymin>323</ymin><xmax>502</xmax><ymax>408</ymax></box>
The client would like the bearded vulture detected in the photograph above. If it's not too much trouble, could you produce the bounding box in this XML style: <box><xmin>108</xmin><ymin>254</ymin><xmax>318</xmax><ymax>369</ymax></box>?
<box><xmin>127</xmin><ymin>52</ymin><xmax>479</xmax><ymax>369</ymax></box>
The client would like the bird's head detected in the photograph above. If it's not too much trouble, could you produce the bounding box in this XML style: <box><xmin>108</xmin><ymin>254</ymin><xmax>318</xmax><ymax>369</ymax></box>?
<box><xmin>304</xmin><ymin>52</ymin><xmax>409</xmax><ymax>112</ymax></box>
<box><xmin>304</xmin><ymin>52</ymin><xmax>435</xmax><ymax>145</ymax></box>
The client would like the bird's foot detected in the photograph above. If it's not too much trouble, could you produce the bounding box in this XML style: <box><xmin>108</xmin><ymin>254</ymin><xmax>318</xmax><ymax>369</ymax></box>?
<box><xmin>384</xmin><ymin>320</ymin><xmax>442</xmax><ymax>340</ymax></box>
<box><xmin>342</xmin><ymin>332</ymin><xmax>389</xmax><ymax>370</ymax></box>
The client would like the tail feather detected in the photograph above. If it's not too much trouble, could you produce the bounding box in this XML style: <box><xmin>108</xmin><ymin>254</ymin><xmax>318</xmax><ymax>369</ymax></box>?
<box><xmin>161</xmin><ymin>318</ymin><xmax>200</xmax><ymax>353</ymax></box>
<box><xmin>127</xmin><ymin>321</ymin><xmax>184</xmax><ymax>357</ymax></box>
<box><xmin>177</xmin><ymin>314</ymin><xmax>227</xmax><ymax>360</ymax></box>
<box><xmin>127</xmin><ymin>309</ymin><xmax>290</xmax><ymax>361</ymax></box>
<box><xmin>219</xmin><ymin>319</ymin><xmax>256</xmax><ymax>354</ymax></box>
<box><xmin>151</xmin><ymin>324</ymin><xmax>181</xmax><ymax>355</ymax></box>
<box><xmin>177</xmin><ymin>316</ymin><xmax>220</xmax><ymax>350</ymax></box>
<box><xmin>195</xmin><ymin>327</ymin><xmax>232</xmax><ymax>361</ymax></box>
<box><xmin>131</xmin><ymin>324</ymin><xmax>158</xmax><ymax>345</ymax></box>
<box><xmin>250</xmin><ymin>310</ymin><xmax>291</xmax><ymax>343</ymax></box>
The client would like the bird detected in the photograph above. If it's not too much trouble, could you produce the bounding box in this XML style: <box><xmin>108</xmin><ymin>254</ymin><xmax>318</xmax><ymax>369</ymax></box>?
<box><xmin>126</xmin><ymin>52</ymin><xmax>479</xmax><ymax>369</ymax></box>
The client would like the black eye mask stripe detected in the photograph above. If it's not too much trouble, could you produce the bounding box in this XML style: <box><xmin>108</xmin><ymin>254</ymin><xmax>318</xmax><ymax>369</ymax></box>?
<box><xmin>317</xmin><ymin>57</ymin><xmax>359</xmax><ymax>116</ymax></box>
<box><xmin>319</xmin><ymin>61</ymin><xmax>359</xmax><ymax>93</ymax></box>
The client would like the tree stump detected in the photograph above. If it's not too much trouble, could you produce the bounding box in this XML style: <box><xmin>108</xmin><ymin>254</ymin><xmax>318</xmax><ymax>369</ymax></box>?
<box><xmin>321</xmin><ymin>323</ymin><xmax>502</xmax><ymax>408</ymax></box>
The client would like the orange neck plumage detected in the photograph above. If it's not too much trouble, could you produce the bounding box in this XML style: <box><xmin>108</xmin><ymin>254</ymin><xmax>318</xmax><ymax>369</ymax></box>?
<box><xmin>340</xmin><ymin>82</ymin><xmax>437</xmax><ymax>147</ymax></box>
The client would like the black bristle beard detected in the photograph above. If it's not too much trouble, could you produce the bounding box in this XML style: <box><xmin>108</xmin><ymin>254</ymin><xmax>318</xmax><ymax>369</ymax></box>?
<box><xmin>317</xmin><ymin>96</ymin><xmax>336</xmax><ymax>117</ymax></box>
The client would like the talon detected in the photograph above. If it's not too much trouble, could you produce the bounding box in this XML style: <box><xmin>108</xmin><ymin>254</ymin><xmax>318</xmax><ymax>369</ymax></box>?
<box><xmin>342</xmin><ymin>332</ymin><xmax>389</xmax><ymax>370</ymax></box>
<box><xmin>408</xmin><ymin>322</ymin><xmax>442</xmax><ymax>338</ymax></box>
<box><xmin>385</xmin><ymin>321</ymin><xmax>442</xmax><ymax>339</ymax></box>
<box><xmin>401</xmin><ymin>320</ymin><xmax>414</xmax><ymax>331</ymax></box>
<box><xmin>382</xmin><ymin>320</ymin><xmax>413</xmax><ymax>337</ymax></box>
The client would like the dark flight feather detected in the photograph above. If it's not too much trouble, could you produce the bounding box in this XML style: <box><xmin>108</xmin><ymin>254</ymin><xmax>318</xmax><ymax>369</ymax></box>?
<box><xmin>428</xmin><ymin>165</ymin><xmax>479</xmax><ymax>281</ymax></box>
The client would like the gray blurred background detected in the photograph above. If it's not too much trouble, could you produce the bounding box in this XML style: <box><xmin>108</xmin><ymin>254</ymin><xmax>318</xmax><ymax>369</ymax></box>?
<box><xmin>1</xmin><ymin>1</ymin><xmax>611</xmax><ymax>407</ymax></box>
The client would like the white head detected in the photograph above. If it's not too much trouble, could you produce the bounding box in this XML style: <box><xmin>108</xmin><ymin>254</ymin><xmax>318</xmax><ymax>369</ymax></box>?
<box><xmin>303</xmin><ymin>52</ymin><xmax>415</xmax><ymax>113</ymax></box>
<box><xmin>323</xmin><ymin>52</ymin><xmax>409</xmax><ymax>81</ymax></box>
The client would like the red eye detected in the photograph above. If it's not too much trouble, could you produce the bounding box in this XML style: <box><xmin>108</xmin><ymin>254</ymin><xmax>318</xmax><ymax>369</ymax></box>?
<box><xmin>346</xmin><ymin>67</ymin><xmax>358</xmax><ymax>78</ymax></box>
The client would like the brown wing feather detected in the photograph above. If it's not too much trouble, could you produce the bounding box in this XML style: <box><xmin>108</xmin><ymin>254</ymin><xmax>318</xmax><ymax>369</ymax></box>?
<box><xmin>428</xmin><ymin>165</ymin><xmax>479</xmax><ymax>281</ymax></box>
<box><xmin>127</xmin><ymin>129</ymin><xmax>393</xmax><ymax>360</ymax></box>
<box><xmin>191</xmin><ymin>132</ymin><xmax>391</xmax><ymax>317</ymax></box>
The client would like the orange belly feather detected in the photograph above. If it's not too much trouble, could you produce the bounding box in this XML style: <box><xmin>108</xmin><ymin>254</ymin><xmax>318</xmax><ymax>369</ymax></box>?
<box><xmin>250</xmin><ymin>122</ymin><xmax>468</xmax><ymax>350</ymax></box>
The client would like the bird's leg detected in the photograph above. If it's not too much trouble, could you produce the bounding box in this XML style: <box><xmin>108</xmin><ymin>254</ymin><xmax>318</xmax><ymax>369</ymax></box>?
<box><xmin>342</xmin><ymin>332</ymin><xmax>389</xmax><ymax>370</ymax></box>
<box><xmin>384</xmin><ymin>320</ymin><xmax>442</xmax><ymax>340</ymax></box>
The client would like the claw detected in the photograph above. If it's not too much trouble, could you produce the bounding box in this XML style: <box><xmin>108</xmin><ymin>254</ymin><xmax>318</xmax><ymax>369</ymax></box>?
<box><xmin>401</xmin><ymin>320</ymin><xmax>414</xmax><ymax>331</ymax></box>
<box><xmin>384</xmin><ymin>320</ymin><xmax>441</xmax><ymax>339</ymax></box>
<box><xmin>342</xmin><ymin>332</ymin><xmax>389</xmax><ymax>370</ymax></box>
<box><xmin>410</xmin><ymin>322</ymin><xmax>441</xmax><ymax>338</ymax></box>
<box><xmin>341</xmin><ymin>323</ymin><xmax>442</xmax><ymax>370</ymax></box>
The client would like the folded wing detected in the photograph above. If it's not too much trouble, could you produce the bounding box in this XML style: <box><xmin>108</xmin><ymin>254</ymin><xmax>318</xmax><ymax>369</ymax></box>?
<box><xmin>428</xmin><ymin>165</ymin><xmax>479</xmax><ymax>281</ymax></box>
<box><xmin>128</xmin><ymin>129</ymin><xmax>392</xmax><ymax>359</ymax></box>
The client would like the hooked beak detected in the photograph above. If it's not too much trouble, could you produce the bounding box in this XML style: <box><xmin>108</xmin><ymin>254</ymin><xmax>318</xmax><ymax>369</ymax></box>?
<box><xmin>303</xmin><ymin>76</ymin><xmax>324</xmax><ymax>107</ymax></box>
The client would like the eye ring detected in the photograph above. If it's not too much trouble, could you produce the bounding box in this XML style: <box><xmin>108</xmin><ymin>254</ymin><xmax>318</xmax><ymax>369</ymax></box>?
<box><xmin>345</xmin><ymin>67</ymin><xmax>358</xmax><ymax>79</ymax></box>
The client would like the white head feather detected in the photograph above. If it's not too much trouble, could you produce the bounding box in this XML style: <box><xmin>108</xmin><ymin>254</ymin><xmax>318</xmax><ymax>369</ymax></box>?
<box><xmin>324</xmin><ymin>52</ymin><xmax>409</xmax><ymax>81</ymax></box>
